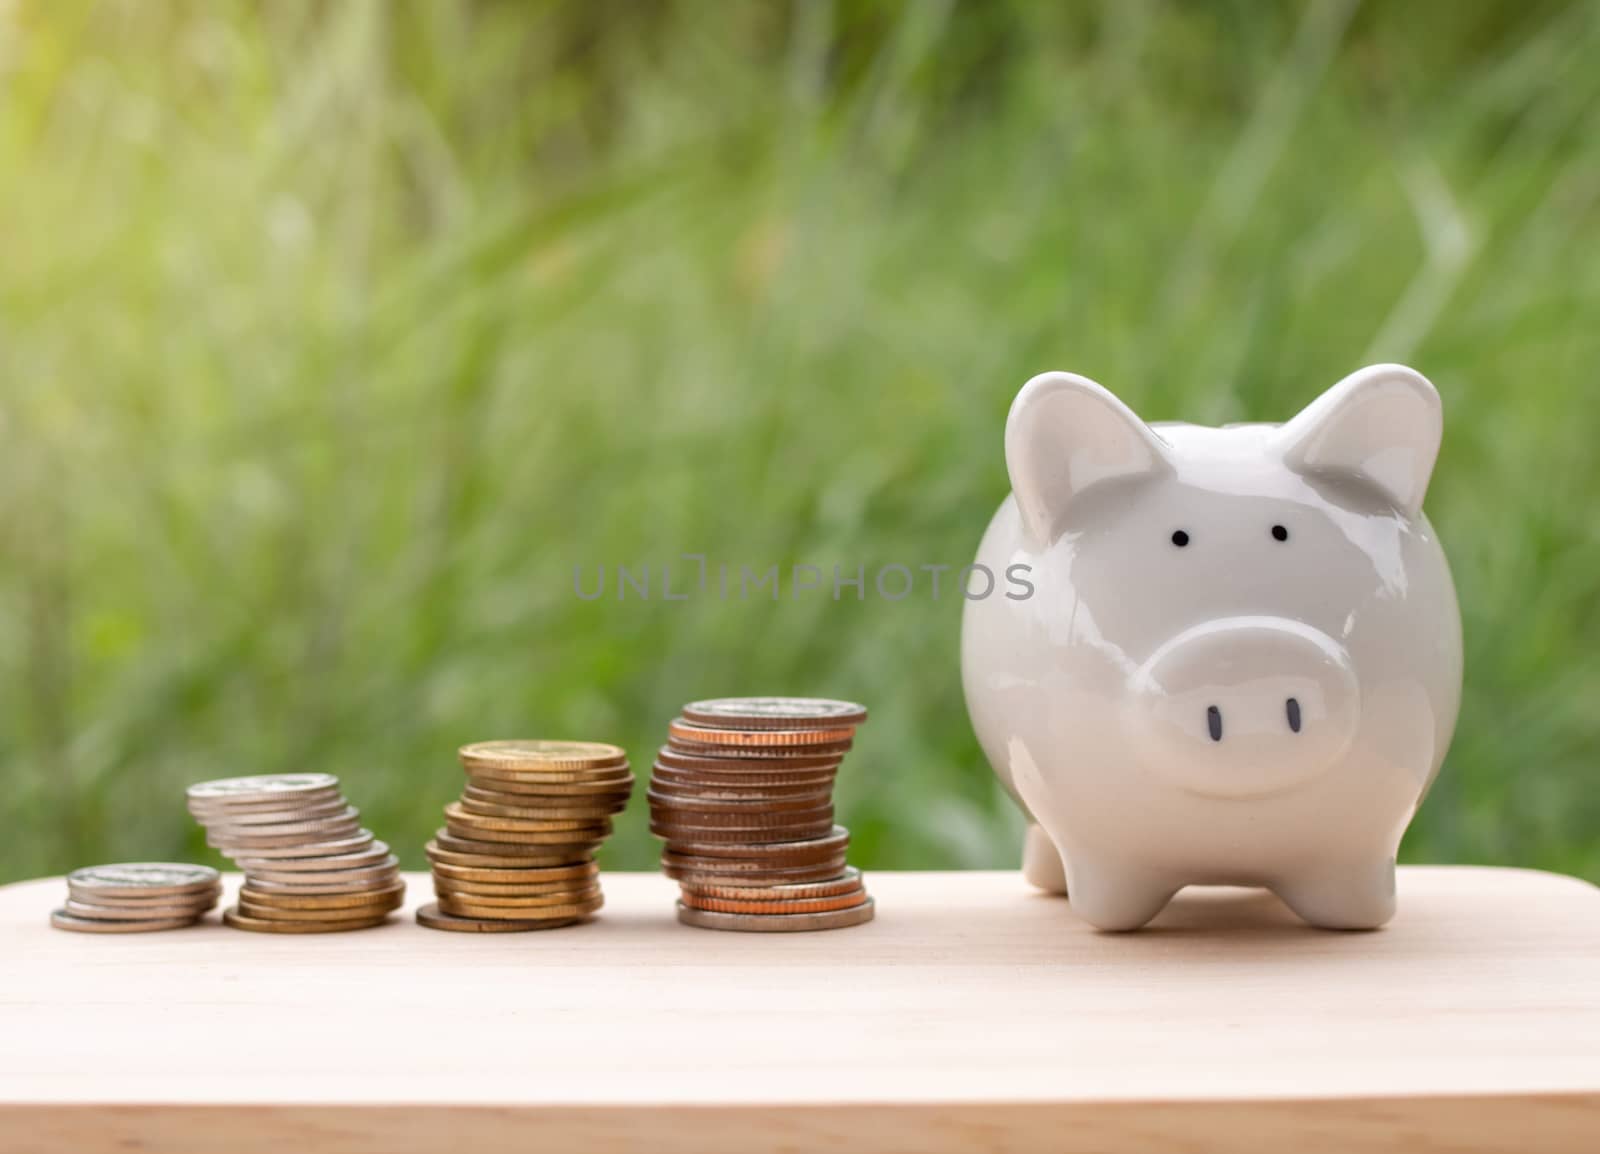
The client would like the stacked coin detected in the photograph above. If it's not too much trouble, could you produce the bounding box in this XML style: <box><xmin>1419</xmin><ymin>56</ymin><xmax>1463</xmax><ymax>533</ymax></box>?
<box><xmin>50</xmin><ymin>863</ymin><xmax>222</xmax><ymax>933</ymax></box>
<box><xmin>187</xmin><ymin>773</ymin><xmax>404</xmax><ymax>933</ymax></box>
<box><xmin>417</xmin><ymin>740</ymin><xmax>631</xmax><ymax>933</ymax></box>
<box><xmin>649</xmin><ymin>697</ymin><xmax>875</xmax><ymax>931</ymax></box>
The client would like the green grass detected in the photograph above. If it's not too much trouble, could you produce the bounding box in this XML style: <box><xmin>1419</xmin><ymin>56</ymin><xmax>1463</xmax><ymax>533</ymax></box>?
<box><xmin>1</xmin><ymin>0</ymin><xmax>1596</xmax><ymax>884</ymax></box>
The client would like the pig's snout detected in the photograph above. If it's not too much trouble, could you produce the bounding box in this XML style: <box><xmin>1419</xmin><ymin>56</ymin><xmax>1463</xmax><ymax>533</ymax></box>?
<box><xmin>1128</xmin><ymin>618</ymin><xmax>1359</xmax><ymax>799</ymax></box>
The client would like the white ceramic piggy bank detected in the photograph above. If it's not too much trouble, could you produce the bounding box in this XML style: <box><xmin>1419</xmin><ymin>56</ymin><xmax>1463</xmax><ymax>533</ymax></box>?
<box><xmin>961</xmin><ymin>365</ymin><xmax>1462</xmax><ymax>930</ymax></box>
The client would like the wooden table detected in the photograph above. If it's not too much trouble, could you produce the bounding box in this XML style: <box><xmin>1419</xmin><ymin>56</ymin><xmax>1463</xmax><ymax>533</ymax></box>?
<box><xmin>1</xmin><ymin>867</ymin><xmax>1596</xmax><ymax>1153</ymax></box>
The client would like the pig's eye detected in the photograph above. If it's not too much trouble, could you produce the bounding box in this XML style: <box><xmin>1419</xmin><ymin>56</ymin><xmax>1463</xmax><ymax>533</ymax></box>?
<box><xmin>1170</xmin><ymin>530</ymin><xmax>1190</xmax><ymax>547</ymax></box>
<box><xmin>1271</xmin><ymin>524</ymin><xmax>1289</xmax><ymax>542</ymax></box>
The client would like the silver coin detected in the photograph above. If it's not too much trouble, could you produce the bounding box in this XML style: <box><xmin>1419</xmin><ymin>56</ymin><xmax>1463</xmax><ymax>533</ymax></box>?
<box><xmin>51</xmin><ymin>909</ymin><xmax>201</xmax><ymax>933</ymax></box>
<box><xmin>243</xmin><ymin>866</ymin><xmax>403</xmax><ymax>894</ymax></box>
<box><xmin>187</xmin><ymin>773</ymin><xmax>340</xmax><ymax>802</ymax></box>
<box><xmin>65</xmin><ymin>863</ymin><xmax>221</xmax><ymax>899</ymax></box>
<box><xmin>188</xmin><ymin>799</ymin><xmax>352</xmax><ymax>826</ymax></box>
<box><xmin>233</xmin><ymin>842</ymin><xmax>391</xmax><ymax>872</ymax></box>
<box><xmin>201</xmin><ymin>807</ymin><xmax>360</xmax><ymax>837</ymax></box>
<box><xmin>206</xmin><ymin>817</ymin><xmax>364</xmax><ymax>849</ymax></box>
<box><xmin>214</xmin><ymin>831</ymin><xmax>375</xmax><ymax>859</ymax></box>
<box><xmin>62</xmin><ymin>898</ymin><xmax>215</xmax><ymax>921</ymax></box>
<box><xmin>680</xmin><ymin>696</ymin><xmax>868</xmax><ymax>729</ymax></box>
<box><xmin>66</xmin><ymin>886</ymin><xmax>221</xmax><ymax>909</ymax></box>
<box><xmin>675</xmin><ymin>896</ymin><xmax>876</xmax><ymax>932</ymax></box>
<box><xmin>187</xmin><ymin>785</ymin><xmax>344</xmax><ymax>815</ymax></box>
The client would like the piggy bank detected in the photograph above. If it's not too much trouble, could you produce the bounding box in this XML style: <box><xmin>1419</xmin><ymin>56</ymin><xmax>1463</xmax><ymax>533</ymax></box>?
<box><xmin>961</xmin><ymin>364</ymin><xmax>1462</xmax><ymax>930</ymax></box>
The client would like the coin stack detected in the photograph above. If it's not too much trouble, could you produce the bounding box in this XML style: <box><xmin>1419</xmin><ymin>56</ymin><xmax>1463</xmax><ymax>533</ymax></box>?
<box><xmin>50</xmin><ymin>863</ymin><xmax>222</xmax><ymax>933</ymax></box>
<box><xmin>417</xmin><ymin>740</ymin><xmax>632</xmax><ymax>933</ymax></box>
<box><xmin>186</xmin><ymin>773</ymin><xmax>405</xmax><ymax>933</ymax></box>
<box><xmin>649</xmin><ymin>697</ymin><xmax>875</xmax><ymax>931</ymax></box>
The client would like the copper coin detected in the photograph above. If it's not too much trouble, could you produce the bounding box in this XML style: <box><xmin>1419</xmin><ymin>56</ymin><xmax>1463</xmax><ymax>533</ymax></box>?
<box><xmin>680</xmin><ymin>697</ymin><xmax>868</xmax><ymax>731</ymax></box>
<box><xmin>437</xmin><ymin>893</ymin><xmax>603</xmax><ymax>921</ymax></box>
<box><xmin>234</xmin><ymin>842</ymin><xmax>392</xmax><ymax>872</ymax></box>
<box><xmin>680</xmin><ymin>890</ymin><xmax>869</xmax><ymax>916</ymax></box>
<box><xmin>424</xmin><ymin>839</ymin><xmax>589</xmax><ymax>868</ymax></box>
<box><xmin>679</xmin><ymin>867</ymin><xmax>863</xmax><ymax>902</ymax></box>
<box><xmin>238</xmin><ymin>881</ymin><xmax>406</xmax><ymax>910</ymax></box>
<box><xmin>223</xmin><ymin>906</ymin><xmax>392</xmax><ymax>933</ymax></box>
<box><xmin>668</xmin><ymin>719</ymin><xmax>856</xmax><ymax>748</ymax></box>
<box><xmin>676</xmin><ymin>897</ymin><xmax>875</xmax><ymax>932</ymax></box>
<box><xmin>415</xmin><ymin>902</ymin><xmax>580</xmax><ymax>933</ymax></box>
<box><xmin>656</xmin><ymin>745</ymin><xmax>844</xmax><ymax>774</ymax></box>
<box><xmin>651</xmin><ymin>819</ymin><xmax>836</xmax><ymax>845</ymax></box>
<box><xmin>458</xmin><ymin>740</ymin><xmax>627</xmax><ymax>771</ymax></box>
<box><xmin>430</xmin><ymin>831</ymin><xmax>599</xmax><ymax>860</ymax></box>
<box><xmin>648</xmin><ymin>800</ymin><xmax>834</xmax><ymax>828</ymax></box>
<box><xmin>66</xmin><ymin>863</ymin><xmax>221</xmax><ymax>900</ymax></box>
<box><xmin>51</xmin><ymin>909</ymin><xmax>200</xmax><ymax>933</ymax></box>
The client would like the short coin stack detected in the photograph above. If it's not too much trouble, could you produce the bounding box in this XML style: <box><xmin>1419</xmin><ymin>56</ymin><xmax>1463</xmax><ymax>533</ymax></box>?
<box><xmin>50</xmin><ymin>863</ymin><xmax>221</xmax><ymax>933</ymax></box>
<box><xmin>649</xmin><ymin>697</ymin><xmax>875</xmax><ymax>931</ymax></box>
<box><xmin>187</xmin><ymin>773</ymin><xmax>404</xmax><ymax>933</ymax></box>
<box><xmin>417</xmin><ymin>740</ymin><xmax>632</xmax><ymax>933</ymax></box>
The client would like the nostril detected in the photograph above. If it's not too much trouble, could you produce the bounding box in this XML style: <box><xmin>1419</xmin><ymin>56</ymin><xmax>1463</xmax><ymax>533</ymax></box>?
<box><xmin>1286</xmin><ymin>697</ymin><xmax>1302</xmax><ymax>733</ymax></box>
<box><xmin>1206</xmin><ymin>705</ymin><xmax>1223</xmax><ymax>742</ymax></box>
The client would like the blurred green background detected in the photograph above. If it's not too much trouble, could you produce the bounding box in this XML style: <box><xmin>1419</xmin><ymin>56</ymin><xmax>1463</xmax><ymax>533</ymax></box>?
<box><xmin>1</xmin><ymin>0</ymin><xmax>1596</xmax><ymax>885</ymax></box>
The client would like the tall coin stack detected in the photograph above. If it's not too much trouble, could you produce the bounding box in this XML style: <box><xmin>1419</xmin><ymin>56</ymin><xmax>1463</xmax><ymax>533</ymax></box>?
<box><xmin>187</xmin><ymin>774</ymin><xmax>405</xmax><ymax>933</ymax></box>
<box><xmin>417</xmin><ymin>740</ymin><xmax>632</xmax><ymax>933</ymax></box>
<box><xmin>649</xmin><ymin>697</ymin><xmax>875</xmax><ymax>932</ymax></box>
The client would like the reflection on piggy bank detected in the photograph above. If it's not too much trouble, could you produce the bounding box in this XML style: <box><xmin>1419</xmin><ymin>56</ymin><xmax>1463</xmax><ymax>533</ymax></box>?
<box><xmin>961</xmin><ymin>365</ymin><xmax>1462</xmax><ymax>930</ymax></box>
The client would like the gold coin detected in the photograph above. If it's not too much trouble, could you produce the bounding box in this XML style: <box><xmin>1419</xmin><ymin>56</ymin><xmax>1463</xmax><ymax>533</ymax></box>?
<box><xmin>460</xmin><ymin>775</ymin><xmax>634</xmax><ymax>800</ymax></box>
<box><xmin>51</xmin><ymin>909</ymin><xmax>201</xmax><ymax>933</ymax></box>
<box><xmin>675</xmin><ymin>896</ymin><xmax>875</xmax><ymax>932</ymax></box>
<box><xmin>238</xmin><ymin>896</ymin><xmax>403</xmax><ymax>922</ymax></box>
<box><xmin>668</xmin><ymin>719</ymin><xmax>856</xmax><ymax>747</ymax></box>
<box><xmin>430</xmin><ymin>830</ymin><xmax>601</xmax><ymax>859</ymax></box>
<box><xmin>458</xmin><ymin>740</ymin><xmax>627</xmax><ymax>771</ymax></box>
<box><xmin>458</xmin><ymin>795</ymin><xmax>626</xmax><ymax>821</ymax></box>
<box><xmin>428</xmin><ymin>860</ymin><xmax>597</xmax><ymax>885</ymax></box>
<box><xmin>437</xmin><ymin>893</ymin><xmax>603</xmax><ymax>920</ymax></box>
<box><xmin>237</xmin><ymin>881</ymin><xmax>406</xmax><ymax>910</ymax></box>
<box><xmin>415</xmin><ymin>902</ymin><xmax>581</xmax><ymax>933</ymax></box>
<box><xmin>424</xmin><ymin>839</ymin><xmax>590</xmax><ymax>869</ymax></box>
<box><xmin>433</xmin><ymin>884</ymin><xmax>602</xmax><ymax>909</ymax></box>
<box><xmin>443</xmin><ymin>820</ymin><xmax>609</xmax><ymax>847</ymax></box>
<box><xmin>223</xmin><ymin>906</ymin><xmax>392</xmax><ymax>933</ymax></box>
<box><xmin>443</xmin><ymin>801</ymin><xmax>609</xmax><ymax>834</ymax></box>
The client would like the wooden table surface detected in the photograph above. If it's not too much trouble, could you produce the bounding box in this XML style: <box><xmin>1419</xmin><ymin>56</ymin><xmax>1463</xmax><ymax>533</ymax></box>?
<box><xmin>1</xmin><ymin>867</ymin><xmax>1597</xmax><ymax>1154</ymax></box>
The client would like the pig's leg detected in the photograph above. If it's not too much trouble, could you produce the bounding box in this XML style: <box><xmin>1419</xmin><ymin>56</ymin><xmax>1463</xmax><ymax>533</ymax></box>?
<box><xmin>1061</xmin><ymin>855</ymin><xmax>1179</xmax><ymax>931</ymax></box>
<box><xmin>1273</xmin><ymin>858</ymin><xmax>1396</xmax><ymax>930</ymax></box>
<box><xmin>1021</xmin><ymin>823</ymin><xmax>1068</xmax><ymax>895</ymax></box>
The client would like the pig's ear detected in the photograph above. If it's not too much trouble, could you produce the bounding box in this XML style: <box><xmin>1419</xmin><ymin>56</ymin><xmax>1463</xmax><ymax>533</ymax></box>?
<box><xmin>1276</xmin><ymin>364</ymin><xmax>1442</xmax><ymax>517</ymax></box>
<box><xmin>1006</xmin><ymin>372</ymin><xmax>1173</xmax><ymax>545</ymax></box>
